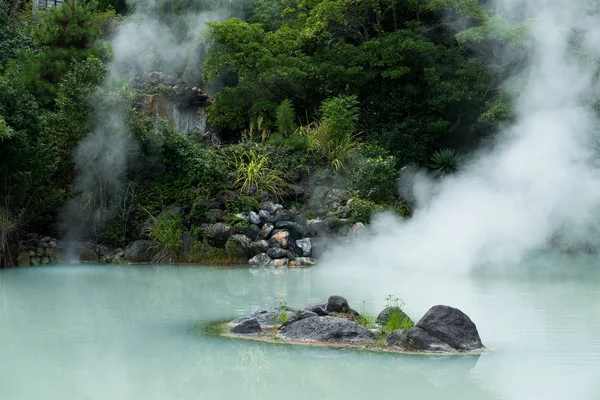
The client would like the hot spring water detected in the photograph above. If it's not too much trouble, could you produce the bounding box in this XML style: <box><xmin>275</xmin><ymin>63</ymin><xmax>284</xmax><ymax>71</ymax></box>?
<box><xmin>1</xmin><ymin>258</ymin><xmax>599</xmax><ymax>399</ymax></box>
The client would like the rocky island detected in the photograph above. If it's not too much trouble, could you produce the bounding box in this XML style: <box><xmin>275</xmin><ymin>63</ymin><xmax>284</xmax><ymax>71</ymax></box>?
<box><xmin>213</xmin><ymin>295</ymin><xmax>486</xmax><ymax>354</ymax></box>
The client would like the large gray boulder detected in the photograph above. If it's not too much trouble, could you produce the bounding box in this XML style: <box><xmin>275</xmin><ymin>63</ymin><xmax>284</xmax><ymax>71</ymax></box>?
<box><xmin>279</xmin><ymin>316</ymin><xmax>375</xmax><ymax>342</ymax></box>
<box><xmin>400</xmin><ymin>326</ymin><xmax>455</xmax><ymax>352</ymax></box>
<box><xmin>230</xmin><ymin>318</ymin><xmax>262</xmax><ymax>334</ymax></box>
<box><xmin>326</xmin><ymin>295</ymin><xmax>349</xmax><ymax>313</ymax></box>
<box><xmin>249</xmin><ymin>307</ymin><xmax>299</xmax><ymax>327</ymax></box>
<box><xmin>415</xmin><ymin>305</ymin><xmax>484</xmax><ymax>351</ymax></box>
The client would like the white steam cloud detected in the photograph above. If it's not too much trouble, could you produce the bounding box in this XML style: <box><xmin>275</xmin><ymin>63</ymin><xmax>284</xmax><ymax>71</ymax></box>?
<box><xmin>322</xmin><ymin>0</ymin><xmax>600</xmax><ymax>275</ymax></box>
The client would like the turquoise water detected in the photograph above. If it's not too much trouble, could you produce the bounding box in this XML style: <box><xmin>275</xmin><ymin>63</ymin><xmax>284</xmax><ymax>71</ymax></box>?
<box><xmin>1</xmin><ymin>259</ymin><xmax>599</xmax><ymax>399</ymax></box>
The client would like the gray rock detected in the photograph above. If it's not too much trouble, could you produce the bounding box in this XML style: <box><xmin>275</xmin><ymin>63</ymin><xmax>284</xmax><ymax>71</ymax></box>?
<box><xmin>294</xmin><ymin>214</ymin><xmax>309</xmax><ymax>233</ymax></box>
<box><xmin>386</xmin><ymin>329</ymin><xmax>406</xmax><ymax>346</ymax></box>
<box><xmin>267</xmin><ymin>247</ymin><xmax>292</xmax><ymax>259</ymax></box>
<box><xmin>225</xmin><ymin>234</ymin><xmax>252</xmax><ymax>258</ymax></box>
<box><xmin>326</xmin><ymin>295</ymin><xmax>349</xmax><ymax>313</ymax></box>
<box><xmin>347</xmin><ymin>308</ymin><xmax>360</xmax><ymax>317</ymax></box>
<box><xmin>206</xmin><ymin>223</ymin><xmax>231</xmax><ymax>242</ymax></box>
<box><xmin>249</xmin><ymin>211</ymin><xmax>261</xmax><ymax>225</ymax></box>
<box><xmin>260</xmin><ymin>202</ymin><xmax>283</xmax><ymax>214</ymax></box>
<box><xmin>282</xmin><ymin>311</ymin><xmax>318</xmax><ymax>327</ymax></box>
<box><xmin>235</xmin><ymin>212</ymin><xmax>250</xmax><ymax>221</ymax></box>
<box><xmin>232</xmin><ymin>224</ymin><xmax>260</xmax><ymax>240</ymax></box>
<box><xmin>230</xmin><ymin>318</ymin><xmax>262</xmax><ymax>334</ymax></box>
<box><xmin>250</xmin><ymin>307</ymin><xmax>299</xmax><ymax>327</ymax></box>
<box><xmin>415</xmin><ymin>305</ymin><xmax>484</xmax><ymax>351</ymax></box>
<box><xmin>102</xmin><ymin>248</ymin><xmax>125</xmax><ymax>263</ymax></box>
<box><xmin>279</xmin><ymin>316</ymin><xmax>375</xmax><ymax>342</ymax></box>
<box><xmin>305</xmin><ymin>301</ymin><xmax>329</xmax><ymax>316</ymax></box>
<box><xmin>296</xmin><ymin>238</ymin><xmax>312</xmax><ymax>257</ymax></box>
<box><xmin>273</xmin><ymin>209</ymin><xmax>295</xmax><ymax>223</ymax></box>
<box><xmin>272</xmin><ymin>258</ymin><xmax>289</xmax><ymax>267</ymax></box>
<box><xmin>258</xmin><ymin>209</ymin><xmax>273</xmax><ymax>223</ymax></box>
<box><xmin>275</xmin><ymin>221</ymin><xmax>308</xmax><ymax>237</ymax></box>
<box><xmin>258</xmin><ymin>223</ymin><xmax>274</xmax><ymax>239</ymax></box>
<box><xmin>350</xmin><ymin>222</ymin><xmax>367</xmax><ymax>236</ymax></box>
<box><xmin>401</xmin><ymin>326</ymin><xmax>455</xmax><ymax>352</ymax></box>
<box><xmin>294</xmin><ymin>257</ymin><xmax>316</xmax><ymax>266</ymax></box>
<box><xmin>249</xmin><ymin>253</ymin><xmax>272</xmax><ymax>266</ymax></box>
<box><xmin>377</xmin><ymin>306</ymin><xmax>413</xmax><ymax>326</ymax></box>
<box><xmin>269</xmin><ymin>231</ymin><xmax>289</xmax><ymax>248</ymax></box>
<box><xmin>308</xmin><ymin>219</ymin><xmax>331</xmax><ymax>237</ymax></box>
<box><xmin>250</xmin><ymin>240</ymin><xmax>270</xmax><ymax>255</ymax></box>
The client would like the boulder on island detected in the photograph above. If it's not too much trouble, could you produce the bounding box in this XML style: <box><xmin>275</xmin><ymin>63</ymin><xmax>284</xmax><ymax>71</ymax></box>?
<box><xmin>388</xmin><ymin>305</ymin><xmax>484</xmax><ymax>352</ymax></box>
<box><xmin>230</xmin><ymin>318</ymin><xmax>262</xmax><ymax>334</ymax></box>
<box><xmin>279</xmin><ymin>316</ymin><xmax>375</xmax><ymax>342</ymax></box>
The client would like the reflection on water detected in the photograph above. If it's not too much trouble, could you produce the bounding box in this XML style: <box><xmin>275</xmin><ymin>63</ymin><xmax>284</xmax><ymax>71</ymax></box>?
<box><xmin>0</xmin><ymin>260</ymin><xmax>598</xmax><ymax>400</ymax></box>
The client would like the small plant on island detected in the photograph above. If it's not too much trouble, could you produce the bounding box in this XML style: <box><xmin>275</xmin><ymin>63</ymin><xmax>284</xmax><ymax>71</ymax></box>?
<box><xmin>383</xmin><ymin>294</ymin><xmax>414</xmax><ymax>333</ymax></box>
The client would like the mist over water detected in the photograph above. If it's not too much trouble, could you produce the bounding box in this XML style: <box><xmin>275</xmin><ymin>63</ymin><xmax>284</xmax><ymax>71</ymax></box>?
<box><xmin>323</xmin><ymin>0</ymin><xmax>600</xmax><ymax>275</ymax></box>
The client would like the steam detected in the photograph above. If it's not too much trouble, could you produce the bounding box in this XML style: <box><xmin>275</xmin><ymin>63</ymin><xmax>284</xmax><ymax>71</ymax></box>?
<box><xmin>322</xmin><ymin>0</ymin><xmax>600</xmax><ymax>274</ymax></box>
<box><xmin>61</xmin><ymin>0</ymin><xmax>243</xmax><ymax>248</ymax></box>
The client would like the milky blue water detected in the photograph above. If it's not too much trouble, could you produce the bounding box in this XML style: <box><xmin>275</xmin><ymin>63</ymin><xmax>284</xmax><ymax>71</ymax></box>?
<box><xmin>1</xmin><ymin>258</ymin><xmax>599</xmax><ymax>400</ymax></box>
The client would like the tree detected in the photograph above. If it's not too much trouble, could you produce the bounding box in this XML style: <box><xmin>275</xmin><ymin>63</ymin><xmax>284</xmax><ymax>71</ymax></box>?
<box><xmin>14</xmin><ymin>0</ymin><xmax>109</xmax><ymax>107</ymax></box>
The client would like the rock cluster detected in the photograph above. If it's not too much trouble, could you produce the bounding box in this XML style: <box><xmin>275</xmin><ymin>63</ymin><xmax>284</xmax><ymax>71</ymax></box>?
<box><xmin>130</xmin><ymin>71</ymin><xmax>212</xmax><ymax>107</ymax></box>
<box><xmin>202</xmin><ymin>202</ymin><xmax>317</xmax><ymax>267</ymax></box>
<box><xmin>228</xmin><ymin>296</ymin><xmax>485</xmax><ymax>353</ymax></box>
<box><xmin>17</xmin><ymin>234</ymin><xmax>59</xmax><ymax>266</ymax></box>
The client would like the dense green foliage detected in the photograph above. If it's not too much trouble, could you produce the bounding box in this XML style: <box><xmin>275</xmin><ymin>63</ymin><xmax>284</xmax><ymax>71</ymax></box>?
<box><xmin>0</xmin><ymin>0</ymin><xmax>526</xmax><ymax>265</ymax></box>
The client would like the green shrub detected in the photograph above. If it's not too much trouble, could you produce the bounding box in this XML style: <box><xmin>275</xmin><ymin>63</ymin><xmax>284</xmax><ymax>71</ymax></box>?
<box><xmin>344</xmin><ymin>196</ymin><xmax>377</xmax><ymax>223</ymax></box>
<box><xmin>233</xmin><ymin>149</ymin><xmax>286</xmax><ymax>198</ymax></box>
<box><xmin>228</xmin><ymin>195</ymin><xmax>260</xmax><ymax>214</ymax></box>
<box><xmin>347</xmin><ymin>145</ymin><xmax>399</xmax><ymax>203</ymax></box>
<box><xmin>275</xmin><ymin>99</ymin><xmax>296</xmax><ymax>136</ymax></box>
<box><xmin>268</xmin><ymin>132</ymin><xmax>310</xmax><ymax>152</ymax></box>
<box><xmin>383</xmin><ymin>295</ymin><xmax>414</xmax><ymax>333</ymax></box>
<box><xmin>301</xmin><ymin>95</ymin><xmax>361</xmax><ymax>172</ymax></box>
<box><xmin>141</xmin><ymin>208</ymin><xmax>183</xmax><ymax>263</ymax></box>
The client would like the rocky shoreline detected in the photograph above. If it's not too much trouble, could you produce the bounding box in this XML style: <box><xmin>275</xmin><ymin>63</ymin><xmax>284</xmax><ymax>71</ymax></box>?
<box><xmin>14</xmin><ymin>200</ymin><xmax>370</xmax><ymax>267</ymax></box>
<box><xmin>217</xmin><ymin>296</ymin><xmax>486</xmax><ymax>354</ymax></box>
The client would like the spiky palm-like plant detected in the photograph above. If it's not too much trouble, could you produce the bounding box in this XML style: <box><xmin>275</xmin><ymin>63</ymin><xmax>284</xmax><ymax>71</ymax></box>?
<box><xmin>429</xmin><ymin>148</ymin><xmax>463</xmax><ymax>176</ymax></box>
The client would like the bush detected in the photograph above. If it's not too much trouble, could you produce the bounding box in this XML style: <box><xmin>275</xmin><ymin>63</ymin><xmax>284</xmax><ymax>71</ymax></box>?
<box><xmin>268</xmin><ymin>132</ymin><xmax>310</xmax><ymax>152</ymax></box>
<box><xmin>347</xmin><ymin>145</ymin><xmax>399</xmax><ymax>203</ymax></box>
<box><xmin>228</xmin><ymin>195</ymin><xmax>260</xmax><ymax>214</ymax></box>
<box><xmin>233</xmin><ymin>149</ymin><xmax>286</xmax><ymax>198</ymax></box>
<box><xmin>142</xmin><ymin>209</ymin><xmax>183</xmax><ymax>263</ymax></box>
<box><xmin>301</xmin><ymin>95</ymin><xmax>361</xmax><ymax>172</ymax></box>
<box><xmin>275</xmin><ymin>99</ymin><xmax>296</xmax><ymax>136</ymax></box>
